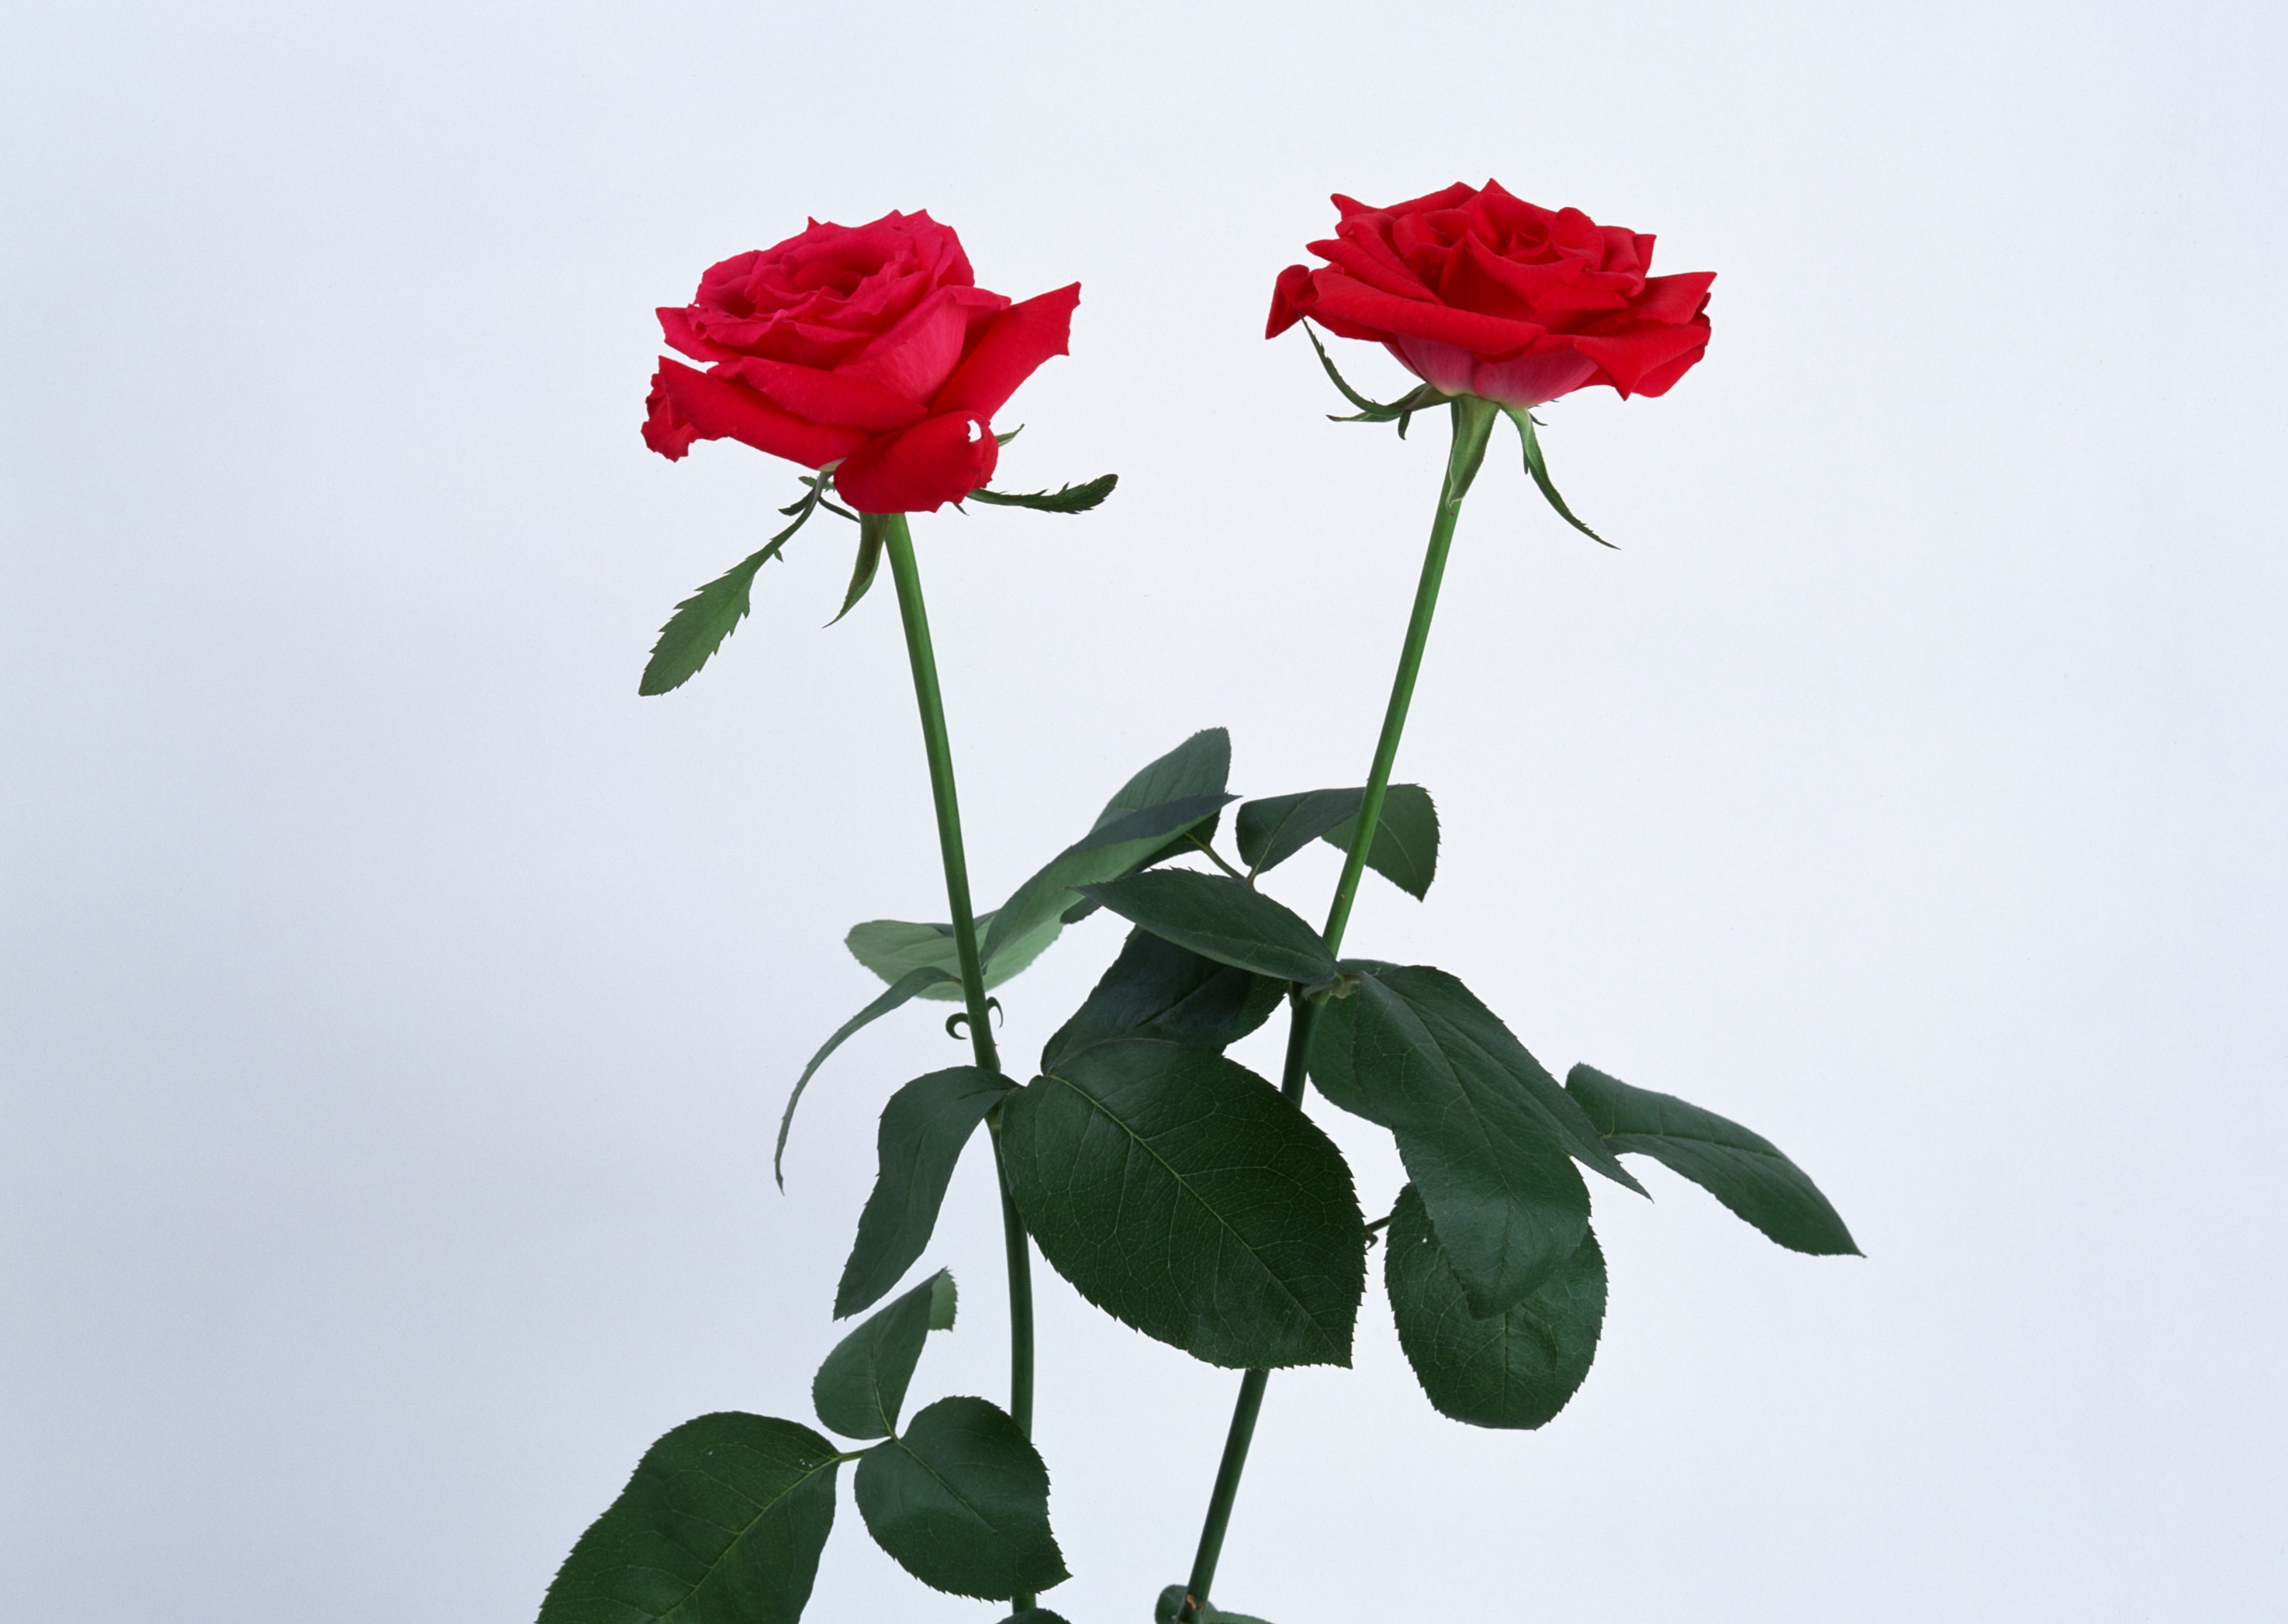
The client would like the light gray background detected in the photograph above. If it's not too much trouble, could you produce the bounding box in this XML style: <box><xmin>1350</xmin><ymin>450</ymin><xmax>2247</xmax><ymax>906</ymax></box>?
<box><xmin>5</xmin><ymin>2</ymin><xmax>2283</xmax><ymax>1619</ymax></box>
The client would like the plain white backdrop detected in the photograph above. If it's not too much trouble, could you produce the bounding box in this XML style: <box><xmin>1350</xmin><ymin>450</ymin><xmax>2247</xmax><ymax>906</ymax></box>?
<box><xmin>5</xmin><ymin>1</ymin><xmax>2283</xmax><ymax>1619</ymax></box>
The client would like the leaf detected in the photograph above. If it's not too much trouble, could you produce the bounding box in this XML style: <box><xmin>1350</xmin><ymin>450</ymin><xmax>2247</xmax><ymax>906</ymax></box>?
<box><xmin>853</xmin><ymin>1396</ymin><xmax>1067</xmax><ymax>1600</ymax></box>
<box><xmin>1074</xmin><ymin>872</ymin><xmax>1338</xmax><ymax>986</ymax></box>
<box><xmin>1234</xmin><ymin>783</ymin><xmax>1440</xmax><ymax>898</ymax></box>
<box><xmin>1310</xmin><ymin>967</ymin><xmax>1642</xmax><ymax>1316</ymax></box>
<box><xmin>1384</xmin><ymin>1185</ymin><xmax>1605</xmax><ymax>1430</ymax></box>
<box><xmin>1089</xmin><ymin>728</ymin><xmax>1232</xmax><ymax>831</ymax></box>
<box><xmin>1503</xmin><ymin>406</ymin><xmax>1612</xmax><ymax>548</ymax></box>
<box><xmin>966</xmin><ymin>474</ymin><xmax>1118</xmax><ymax>513</ymax></box>
<box><xmin>538</xmin><ymin>1412</ymin><xmax>841</xmax><ymax>1624</ymax></box>
<box><xmin>1566</xmin><ymin>1064</ymin><xmax>1861</xmax><ymax>1255</ymax></box>
<box><xmin>814</xmin><ymin>1270</ymin><xmax>955</xmax><ymax>1441</ymax></box>
<box><xmin>844</xmin><ymin>912</ymin><xmax>1062</xmax><ymax>1003</ymax></box>
<box><xmin>826</xmin><ymin>515</ymin><xmax>887</xmax><ymax>624</ymax></box>
<box><xmin>1322</xmin><ymin>783</ymin><xmax>1440</xmax><ymax>900</ymax></box>
<box><xmin>638</xmin><ymin>544</ymin><xmax>783</xmax><ymax>698</ymax></box>
<box><xmin>777</xmin><ymin>966</ymin><xmax>959</xmax><ymax>1187</ymax></box>
<box><xmin>980</xmin><ymin>792</ymin><xmax>1235</xmax><ymax>969</ymax></box>
<box><xmin>1002</xmin><ymin>1612</ymin><xmax>1073</xmax><ymax>1624</ymax></box>
<box><xmin>1039</xmin><ymin>927</ymin><xmax>1284</xmax><ymax>1073</ymax></box>
<box><xmin>1001</xmin><ymin>1038</ymin><xmax>1364</xmax><ymax>1369</ymax></box>
<box><xmin>837</xmin><ymin>1069</ymin><xmax>1015</xmax><ymax>1318</ymax></box>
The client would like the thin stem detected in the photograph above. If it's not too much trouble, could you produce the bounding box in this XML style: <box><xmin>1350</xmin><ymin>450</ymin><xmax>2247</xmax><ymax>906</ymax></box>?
<box><xmin>1190</xmin><ymin>831</ymin><xmax>1249</xmax><ymax>883</ymax></box>
<box><xmin>881</xmin><ymin>513</ymin><xmax>1037</xmax><ymax>1612</ymax></box>
<box><xmin>1177</xmin><ymin>398</ymin><xmax>1499</xmax><ymax>1619</ymax></box>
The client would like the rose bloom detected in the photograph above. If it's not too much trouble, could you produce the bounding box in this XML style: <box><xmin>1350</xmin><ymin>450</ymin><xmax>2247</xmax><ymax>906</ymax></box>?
<box><xmin>1268</xmin><ymin>181</ymin><xmax>1713</xmax><ymax>408</ymax></box>
<box><xmin>643</xmin><ymin>210</ymin><xmax>1079</xmax><ymax>513</ymax></box>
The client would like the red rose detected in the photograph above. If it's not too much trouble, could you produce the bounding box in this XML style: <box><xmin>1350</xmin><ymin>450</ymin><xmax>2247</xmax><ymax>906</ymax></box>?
<box><xmin>1267</xmin><ymin>181</ymin><xmax>1713</xmax><ymax>406</ymax></box>
<box><xmin>642</xmin><ymin>210</ymin><xmax>1080</xmax><ymax>513</ymax></box>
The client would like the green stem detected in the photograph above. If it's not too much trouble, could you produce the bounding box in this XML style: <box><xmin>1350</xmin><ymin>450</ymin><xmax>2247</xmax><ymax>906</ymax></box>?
<box><xmin>881</xmin><ymin>513</ymin><xmax>1037</xmax><ymax>1610</ymax></box>
<box><xmin>1177</xmin><ymin>398</ymin><xmax>1498</xmax><ymax>1620</ymax></box>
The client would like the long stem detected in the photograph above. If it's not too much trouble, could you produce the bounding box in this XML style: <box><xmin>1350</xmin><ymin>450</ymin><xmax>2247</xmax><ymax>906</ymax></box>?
<box><xmin>1177</xmin><ymin>398</ymin><xmax>1499</xmax><ymax>1619</ymax></box>
<box><xmin>881</xmin><ymin>513</ymin><xmax>1037</xmax><ymax>1608</ymax></box>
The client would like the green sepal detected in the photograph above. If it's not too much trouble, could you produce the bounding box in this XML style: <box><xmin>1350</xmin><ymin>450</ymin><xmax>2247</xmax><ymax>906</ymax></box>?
<box><xmin>1502</xmin><ymin>406</ymin><xmax>1612</xmax><ymax>548</ymax></box>
<box><xmin>638</xmin><ymin>472</ymin><xmax>854</xmax><ymax>696</ymax></box>
<box><xmin>1301</xmin><ymin>321</ymin><xmax>1444</xmax><ymax>433</ymax></box>
<box><xmin>813</xmin><ymin>1269</ymin><xmax>956</xmax><ymax>1440</ymax></box>
<box><xmin>965</xmin><ymin>474</ymin><xmax>1118</xmax><ymax>513</ymax></box>
<box><xmin>1385</xmin><ymin>1185</ymin><xmax>1606</xmax><ymax>1429</ymax></box>
<box><xmin>776</xmin><ymin>966</ymin><xmax>958</xmax><ymax>1187</ymax></box>
<box><xmin>537</xmin><ymin>1412</ymin><xmax>842</xmax><ymax>1624</ymax></box>
<box><xmin>828</xmin><ymin>512</ymin><xmax>889</xmax><ymax>624</ymax></box>
<box><xmin>1001</xmin><ymin>1038</ymin><xmax>1364</xmax><ymax>1370</ymax></box>
<box><xmin>837</xmin><ymin>1068</ymin><xmax>1015</xmax><ymax>1318</ymax></box>
<box><xmin>1074</xmin><ymin>870</ymin><xmax>1338</xmax><ymax>986</ymax></box>
<box><xmin>1566</xmin><ymin>1063</ymin><xmax>1861</xmax><ymax>1255</ymax></box>
<box><xmin>853</xmin><ymin>1395</ymin><xmax>1068</xmax><ymax>1600</ymax></box>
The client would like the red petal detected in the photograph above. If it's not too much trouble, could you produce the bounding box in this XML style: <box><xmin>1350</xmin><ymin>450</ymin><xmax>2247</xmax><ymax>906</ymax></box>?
<box><xmin>1632</xmin><ymin>271</ymin><xmax>1716</xmax><ymax>326</ymax></box>
<box><xmin>836</xmin><ymin>285</ymin><xmax>1007</xmax><ymax>403</ymax></box>
<box><xmin>932</xmin><ymin>284</ymin><xmax>1080</xmax><ymax>418</ymax></box>
<box><xmin>658</xmin><ymin>306</ymin><xmax>740</xmax><ymax>361</ymax></box>
<box><xmin>834</xmin><ymin>409</ymin><xmax>1000</xmax><ymax>513</ymax></box>
<box><xmin>1624</xmin><ymin>333</ymin><xmax>1710</xmax><ymax>398</ymax></box>
<box><xmin>712</xmin><ymin>356</ymin><xmax>928</xmax><ymax>433</ymax></box>
<box><xmin>1309</xmin><ymin>270</ymin><xmax>1547</xmax><ymax>356</ymax></box>
<box><xmin>643</xmin><ymin>358</ymin><xmax>869</xmax><ymax>468</ymax></box>
<box><xmin>1266</xmin><ymin>264</ymin><xmax>1313</xmax><ymax>338</ymax></box>
<box><xmin>1570</xmin><ymin>319</ymin><xmax>1712</xmax><ymax>396</ymax></box>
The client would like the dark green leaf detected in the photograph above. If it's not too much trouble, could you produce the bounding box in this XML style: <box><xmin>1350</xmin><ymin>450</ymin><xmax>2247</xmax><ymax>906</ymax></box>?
<box><xmin>1088</xmin><ymin>729</ymin><xmax>1232</xmax><ymax>831</ymax></box>
<box><xmin>1039</xmin><ymin>928</ymin><xmax>1282</xmax><ymax>1073</ymax></box>
<box><xmin>1001</xmin><ymin>1039</ymin><xmax>1363</xmax><ymax>1369</ymax></box>
<box><xmin>837</xmin><ymin>1069</ymin><xmax>1015</xmax><ymax>1318</ymax></box>
<box><xmin>1074</xmin><ymin>872</ymin><xmax>1337</xmax><ymax>986</ymax></box>
<box><xmin>1503</xmin><ymin>406</ymin><xmax>1612</xmax><ymax>548</ymax></box>
<box><xmin>1311</xmin><ymin>967</ymin><xmax>1640</xmax><ymax>1316</ymax></box>
<box><xmin>1322</xmin><ymin>783</ymin><xmax>1440</xmax><ymax>900</ymax></box>
<box><xmin>1234</xmin><ymin>783</ymin><xmax>1440</xmax><ymax>899</ymax></box>
<box><xmin>1385</xmin><ymin>1185</ymin><xmax>1605</xmax><ymax>1430</ymax></box>
<box><xmin>1001</xmin><ymin>1612</ymin><xmax>1073</xmax><ymax>1624</ymax></box>
<box><xmin>814</xmin><ymin>1270</ymin><xmax>954</xmax><ymax>1441</ymax></box>
<box><xmin>853</xmin><ymin>1396</ymin><xmax>1067</xmax><ymax>1600</ymax></box>
<box><xmin>1235</xmin><ymin>786</ymin><xmax>1360</xmax><ymax>875</ymax></box>
<box><xmin>777</xmin><ymin>967</ymin><xmax>959</xmax><ymax>1187</ymax></box>
<box><xmin>826</xmin><ymin>515</ymin><xmax>888</xmax><ymax>624</ymax></box>
<box><xmin>1155</xmin><ymin>1584</ymin><xmax>1189</xmax><ymax>1623</ymax></box>
<box><xmin>966</xmin><ymin>474</ymin><xmax>1118</xmax><ymax>513</ymax></box>
<box><xmin>538</xmin><ymin>1412</ymin><xmax>841</xmax><ymax>1624</ymax></box>
<box><xmin>1566</xmin><ymin>1065</ymin><xmax>1861</xmax><ymax>1255</ymax></box>
<box><xmin>638</xmin><ymin>544</ymin><xmax>783</xmax><ymax>698</ymax></box>
<box><xmin>980</xmin><ymin>793</ymin><xmax>1233</xmax><ymax>970</ymax></box>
